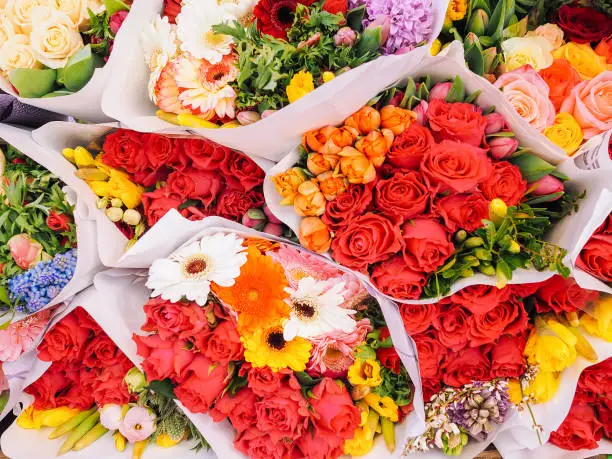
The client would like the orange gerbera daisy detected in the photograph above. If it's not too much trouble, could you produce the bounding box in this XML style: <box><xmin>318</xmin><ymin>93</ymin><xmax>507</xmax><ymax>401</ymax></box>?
<box><xmin>212</xmin><ymin>246</ymin><xmax>289</xmax><ymax>332</ymax></box>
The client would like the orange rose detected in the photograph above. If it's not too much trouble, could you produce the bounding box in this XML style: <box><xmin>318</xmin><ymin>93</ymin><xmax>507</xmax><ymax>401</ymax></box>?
<box><xmin>272</xmin><ymin>167</ymin><xmax>307</xmax><ymax>205</ymax></box>
<box><xmin>307</xmin><ymin>153</ymin><xmax>339</xmax><ymax>175</ymax></box>
<box><xmin>538</xmin><ymin>59</ymin><xmax>582</xmax><ymax>111</ymax></box>
<box><xmin>294</xmin><ymin>180</ymin><xmax>326</xmax><ymax>217</ymax></box>
<box><xmin>298</xmin><ymin>217</ymin><xmax>332</xmax><ymax>253</ymax></box>
<box><xmin>339</xmin><ymin>147</ymin><xmax>376</xmax><ymax>184</ymax></box>
<box><xmin>354</xmin><ymin>129</ymin><xmax>394</xmax><ymax>167</ymax></box>
<box><xmin>595</xmin><ymin>37</ymin><xmax>612</xmax><ymax>64</ymax></box>
<box><xmin>380</xmin><ymin>105</ymin><xmax>416</xmax><ymax>135</ymax></box>
<box><xmin>344</xmin><ymin>106</ymin><xmax>381</xmax><ymax>134</ymax></box>
<box><xmin>317</xmin><ymin>171</ymin><xmax>348</xmax><ymax>200</ymax></box>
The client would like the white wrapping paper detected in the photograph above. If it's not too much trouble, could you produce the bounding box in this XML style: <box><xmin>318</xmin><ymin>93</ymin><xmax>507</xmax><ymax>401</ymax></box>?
<box><xmin>0</xmin><ymin>123</ymin><xmax>102</xmax><ymax>324</ymax></box>
<box><xmin>572</xmin><ymin>129</ymin><xmax>612</xmax><ymax>172</ymax></box>
<box><xmin>88</xmin><ymin>217</ymin><xmax>426</xmax><ymax>458</ymax></box>
<box><xmin>495</xmin><ymin>437</ymin><xmax>612</xmax><ymax>459</ymax></box>
<box><xmin>101</xmin><ymin>0</ymin><xmax>450</xmax><ymax>161</ymax></box>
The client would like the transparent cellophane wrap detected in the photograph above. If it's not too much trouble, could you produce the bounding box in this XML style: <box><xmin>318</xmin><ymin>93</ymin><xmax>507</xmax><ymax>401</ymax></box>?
<box><xmin>101</xmin><ymin>0</ymin><xmax>450</xmax><ymax>161</ymax></box>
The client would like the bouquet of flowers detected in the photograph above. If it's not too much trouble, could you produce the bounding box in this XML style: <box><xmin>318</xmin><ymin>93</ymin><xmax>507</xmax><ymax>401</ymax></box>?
<box><xmin>7</xmin><ymin>306</ymin><xmax>209</xmax><ymax>458</ymax></box>
<box><xmin>269</xmin><ymin>73</ymin><xmax>581</xmax><ymax>301</ymax></box>
<box><xmin>132</xmin><ymin>229</ymin><xmax>419</xmax><ymax>458</ymax></box>
<box><xmin>0</xmin><ymin>0</ymin><xmax>131</xmax><ymax>101</ymax></box>
<box><xmin>576</xmin><ymin>213</ymin><xmax>612</xmax><ymax>288</ymax></box>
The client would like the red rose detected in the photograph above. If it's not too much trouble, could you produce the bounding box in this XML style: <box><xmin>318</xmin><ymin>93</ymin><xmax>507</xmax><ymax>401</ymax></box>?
<box><xmin>133</xmin><ymin>333</ymin><xmax>178</xmax><ymax>381</ymax></box>
<box><xmin>309</xmin><ymin>377</ymin><xmax>361</xmax><ymax>439</ymax></box>
<box><xmin>204</xmin><ymin>320</ymin><xmax>244</xmax><ymax>365</ymax></box>
<box><xmin>467</xmin><ymin>298</ymin><xmax>528</xmax><ymax>347</ymax></box>
<box><xmin>576</xmin><ymin>234</ymin><xmax>612</xmax><ymax>282</ymax></box>
<box><xmin>216</xmin><ymin>190</ymin><xmax>254</xmax><ymax>222</ymax></box>
<box><xmin>554</xmin><ymin>5</ymin><xmax>612</xmax><ymax>44</ymax></box>
<box><xmin>371</xmin><ymin>254</ymin><xmax>427</xmax><ymax>300</ymax></box>
<box><xmin>427</xmin><ymin>99</ymin><xmax>487</xmax><ymax>147</ymax></box>
<box><xmin>234</xmin><ymin>427</ymin><xmax>294</xmax><ymax>459</ymax></box>
<box><xmin>422</xmin><ymin>378</ymin><xmax>441</xmax><ymax>402</ymax></box>
<box><xmin>421</xmin><ymin>140</ymin><xmax>492</xmax><ymax>193</ymax></box>
<box><xmin>595</xmin><ymin>215</ymin><xmax>612</xmax><ymax>235</ymax></box>
<box><xmin>57</xmin><ymin>367</ymin><xmax>96</xmax><ymax>409</ymax></box>
<box><xmin>93</xmin><ymin>359</ymin><xmax>134</xmax><ymax>406</ymax></box>
<box><xmin>245</xmin><ymin>366</ymin><xmax>288</xmax><ymax>397</ymax></box>
<box><xmin>450</xmin><ymin>284</ymin><xmax>511</xmax><ymax>315</ymax></box>
<box><xmin>331</xmin><ymin>213</ymin><xmax>403</xmax><ymax>272</ymax></box>
<box><xmin>73</xmin><ymin>307</ymin><xmax>102</xmax><ymax>333</ymax></box>
<box><xmin>376</xmin><ymin>327</ymin><xmax>401</xmax><ymax>374</ymax></box>
<box><xmin>46</xmin><ymin>211</ymin><xmax>71</xmax><ymax>232</ymax></box>
<box><xmin>82</xmin><ymin>334</ymin><xmax>123</xmax><ymax>368</ymax></box>
<box><xmin>296</xmin><ymin>425</ymin><xmax>344</xmax><ymax>459</ymax></box>
<box><xmin>174</xmin><ymin>355</ymin><xmax>228</xmax><ymax>413</ymax></box>
<box><xmin>221</xmin><ymin>150</ymin><xmax>265</xmax><ymax>191</ymax></box>
<box><xmin>38</xmin><ymin>313</ymin><xmax>91</xmax><ymax>362</ymax></box>
<box><xmin>441</xmin><ymin>347</ymin><xmax>491</xmax><ymax>387</ymax></box>
<box><xmin>399</xmin><ymin>303</ymin><xmax>438</xmax><ymax>334</ymax></box>
<box><xmin>210</xmin><ymin>388</ymin><xmax>258</xmax><ymax>433</ymax></box>
<box><xmin>143</xmin><ymin>133</ymin><xmax>186</xmax><ymax>171</ymax></box>
<box><xmin>141</xmin><ymin>298</ymin><xmax>208</xmax><ymax>340</ymax></box>
<box><xmin>436</xmin><ymin>192</ymin><xmax>488</xmax><ymax>233</ymax></box>
<box><xmin>579</xmin><ymin>359</ymin><xmax>612</xmax><ymax>396</ymax></box>
<box><xmin>102</xmin><ymin>129</ymin><xmax>147</xmax><ymax>174</ymax></box>
<box><xmin>163</xmin><ymin>0</ymin><xmax>181</xmax><ymax>23</ymax></box>
<box><xmin>431</xmin><ymin>301</ymin><xmax>470</xmax><ymax>351</ymax></box>
<box><xmin>181</xmin><ymin>138</ymin><xmax>228</xmax><ymax>171</ymax></box>
<box><xmin>413</xmin><ymin>330</ymin><xmax>446</xmax><ymax>379</ymax></box>
<box><xmin>142</xmin><ymin>186</ymin><xmax>183</xmax><ymax>226</ymax></box>
<box><xmin>130</xmin><ymin>167</ymin><xmax>169</xmax><ymax>188</ymax></box>
<box><xmin>509</xmin><ymin>281</ymin><xmax>547</xmax><ymax>298</ymax></box>
<box><xmin>322</xmin><ymin>183</ymin><xmax>373</xmax><ymax>232</ymax></box>
<box><xmin>490</xmin><ymin>334</ymin><xmax>527</xmax><ymax>378</ymax></box>
<box><xmin>402</xmin><ymin>218</ymin><xmax>454</xmax><ymax>273</ymax></box>
<box><xmin>166</xmin><ymin>168</ymin><xmax>223</xmax><ymax>206</ymax></box>
<box><xmin>597</xmin><ymin>402</ymin><xmax>611</xmax><ymax>438</ymax></box>
<box><xmin>374</xmin><ymin>171</ymin><xmax>430</xmax><ymax>222</ymax></box>
<box><xmin>387</xmin><ymin>123</ymin><xmax>436</xmax><ymax>169</ymax></box>
<box><xmin>535</xmin><ymin>275</ymin><xmax>599</xmax><ymax>314</ymax></box>
<box><xmin>550</xmin><ymin>404</ymin><xmax>603</xmax><ymax>450</ymax></box>
<box><xmin>480</xmin><ymin>161</ymin><xmax>527</xmax><ymax>206</ymax></box>
<box><xmin>25</xmin><ymin>362</ymin><xmax>70</xmax><ymax>409</ymax></box>
<box><xmin>255</xmin><ymin>384</ymin><xmax>310</xmax><ymax>442</ymax></box>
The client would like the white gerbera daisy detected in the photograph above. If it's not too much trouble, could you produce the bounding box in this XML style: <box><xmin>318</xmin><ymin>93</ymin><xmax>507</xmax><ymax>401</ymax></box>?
<box><xmin>283</xmin><ymin>277</ymin><xmax>356</xmax><ymax>341</ymax></box>
<box><xmin>141</xmin><ymin>15</ymin><xmax>178</xmax><ymax>103</ymax></box>
<box><xmin>146</xmin><ymin>232</ymin><xmax>247</xmax><ymax>306</ymax></box>
<box><xmin>176</xmin><ymin>0</ymin><xmax>235</xmax><ymax>64</ymax></box>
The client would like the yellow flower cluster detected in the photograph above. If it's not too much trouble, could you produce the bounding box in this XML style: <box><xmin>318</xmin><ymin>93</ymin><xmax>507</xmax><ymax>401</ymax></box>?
<box><xmin>287</xmin><ymin>71</ymin><xmax>315</xmax><ymax>104</ymax></box>
<box><xmin>543</xmin><ymin>113</ymin><xmax>584</xmax><ymax>155</ymax></box>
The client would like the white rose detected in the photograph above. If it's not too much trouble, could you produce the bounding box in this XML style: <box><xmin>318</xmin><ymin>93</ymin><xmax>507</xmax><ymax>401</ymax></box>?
<box><xmin>30</xmin><ymin>7</ymin><xmax>84</xmax><ymax>69</ymax></box>
<box><xmin>0</xmin><ymin>12</ymin><xmax>16</xmax><ymax>48</ymax></box>
<box><xmin>526</xmin><ymin>24</ymin><xmax>565</xmax><ymax>51</ymax></box>
<box><xmin>0</xmin><ymin>35</ymin><xmax>42</xmax><ymax>74</ymax></box>
<box><xmin>4</xmin><ymin>0</ymin><xmax>50</xmax><ymax>34</ymax></box>
<box><xmin>501</xmin><ymin>36</ymin><xmax>553</xmax><ymax>72</ymax></box>
<box><xmin>48</xmin><ymin>0</ymin><xmax>89</xmax><ymax>29</ymax></box>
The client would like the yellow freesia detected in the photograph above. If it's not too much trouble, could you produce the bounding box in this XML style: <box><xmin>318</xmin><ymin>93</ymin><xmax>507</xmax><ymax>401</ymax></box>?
<box><xmin>287</xmin><ymin>71</ymin><xmax>315</xmax><ymax>104</ymax></box>
<box><xmin>364</xmin><ymin>393</ymin><xmax>399</xmax><ymax>422</ymax></box>
<box><xmin>553</xmin><ymin>42</ymin><xmax>610</xmax><ymax>79</ymax></box>
<box><xmin>581</xmin><ymin>296</ymin><xmax>612</xmax><ymax>342</ymax></box>
<box><xmin>348</xmin><ymin>359</ymin><xmax>383</xmax><ymax>388</ymax></box>
<box><xmin>107</xmin><ymin>169</ymin><xmax>143</xmax><ymax>209</ymax></box>
<box><xmin>543</xmin><ymin>113</ymin><xmax>584</xmax><ymax>155</ymax></box>
<box><xmin>17</xmin><ymin>405</ymin><xmax>80</xmax><ymax>429</ymax></box>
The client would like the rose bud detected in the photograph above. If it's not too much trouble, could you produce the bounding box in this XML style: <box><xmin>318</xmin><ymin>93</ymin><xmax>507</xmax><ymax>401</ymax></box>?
<box><xmin>484</xmin><ymin>113</ymin><xmax>505</xmax><ymax>134</ymax></box>
<box><xmin>106</xmin><ymin>207</ymin><xmax>124</xmax><ymax>223</ymax></box>
<box><xmin>413</xmin><ymin>100</ymin><xmax>428</xmax><ymax>125</ymax></box>
<box><xmin>298</xmin><ymin>217</ymin><xmax>332</xmax><ymax>253</ymax></box>
<box><xmin>8</xmin><ymin>234</ymin><xmax>43</xmax><ymax>270</ymax></box>
<box><xmin>122</xmin><ymin>209</ymin><xmax>142</xmax><ymax>226</ymax></box>
<box><xmin>489</xmin><ymin>137</ymin><xmax>519</xmax><ymax>159</ymax></box>
<box><xmin>528</xmin><ymin>175</ymin><xmax>564</xmax><ymax>199</ymax></box>
<box><xmin>237</xmin><ymin>111</ymin><xmax>261</xmax><ymax>126</ymax></box>
<box><xmin>124</xmin><ymin>367</ymin><xmax>147</xmax><ymax>394</ymax></box>
<box><xmin>388</xmin><ymin>90</ymin><xmax>405</xmax><ymax>107</ymax></box>
<box><xmin>261</xmin><ymin>109</ymin><xmax>277</xmax><ymax>119</ymax></box>
<box><xmin>334</xmin><ymin>26</ymin><xmax>357</xmax><ymax>47</ymax></box>
<box><xmin>242</xmin><ymin>208</ymin><xmax>267</xmax><ymax>229</ymax></box>
<box><xmin>263</xmin><ymin>204</ymin><xmax>282</xmax><ymax>224</ymax></box>
<box><xmin>429</xmin><ymin>82</ymin><xmax>452</xmax><ymax>100</ymax></box>
<box><xmin>263</xmin><ymin>222</ymin><xmax>283</xmax><ymax>237</ymax></box>
<box><xmin>366</xmin><ymin>15</ymin><xmax>390</xmax><ymax>45</ymax></box>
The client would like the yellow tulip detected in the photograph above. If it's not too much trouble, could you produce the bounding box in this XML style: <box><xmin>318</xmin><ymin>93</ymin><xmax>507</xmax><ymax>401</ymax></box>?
<box><xmin>107</xmin><ymin>169</ymin><xmax>144</xmax><ymax>209</ymax></box>
<box><xmin>581</xmin><ymin>296</ymin><xmax>612</xmax><ymax>342</ymax></box>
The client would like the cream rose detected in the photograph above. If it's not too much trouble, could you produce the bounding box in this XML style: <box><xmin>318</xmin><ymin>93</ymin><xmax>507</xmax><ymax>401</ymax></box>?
<box><xmin>30</xmin><ymin>8</ymin><xmax>83</xmax><ymax>69</ymax></box>
<box><xmin>4</xmin><ymin>0</ymin><xmax>50</xmax><ymax>34</ymax></box>
<box><xmin>501</xmin><ymin>36</ymin><xmax>554</xmax><ymax>72</ymax></box>
<box><xmin>526</xmin><ymin>24</ymin><xmax>564</xmax><ymax>51</ymax></box>
<box><xmin>0</xmin><ymin>35</ymin><xmax>41</xmax><ymax>74</ymax></box>
<box><xmin>0</xmin><ymin>12</ymin><xmax>16</xmax><ymax>48</ymax></box>
<box><xmin>48</xmin><ymin>0</ymin><xmax>89</xmax><ymax>29</ymax></box>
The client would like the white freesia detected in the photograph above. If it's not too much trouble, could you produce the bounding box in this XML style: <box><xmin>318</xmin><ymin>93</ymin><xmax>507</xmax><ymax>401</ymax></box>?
<box><xmin>146</xmin><ymin>232</ymin><xmax>248</xmax><ymax>306</ymax></box>
<box><xmin>176</xmin><ymin>0</ymin><xmax>235</xmax><ymax>64</ymax></box>
<box><xmin>502</xmin><ymin>36</ymin><xmax>554</xmax><ymax>72</ymax></box>
<box><xmin>4</xmin><ymin>0</ymin><xmax>50</xmax><ymax>34</ymax></box>
<box><xmin>283</xmin><ymin>277</ymin><xmax>357</xmax><ymax>341</ymax></box>
<box><xmin>142</xmin><ymin>15</ymin><xmax>178</xmax><ymax>103</ymax></box>
<box><xmin>0</xmin><ymin>35</ymin><xmax>41</xmax><ymax>74</ymax></box>
<box><xmin>99</xmin><ymin>404</ymin><xmax>123</xmax><ymax>431</ymax></box>
<box><xmin>0</xmin><ymin>12</ymin><xmax>16</xmax><ymax>49</ymax></box>
<box><xmin>48</xmin><ymin>0</ymin><xmax>89</xmax><ymax>29</ymax></box>
<box><xmin>30</xmin><ymin>7</ymin><xmax>84</xmax><ymax>69</ymax></box>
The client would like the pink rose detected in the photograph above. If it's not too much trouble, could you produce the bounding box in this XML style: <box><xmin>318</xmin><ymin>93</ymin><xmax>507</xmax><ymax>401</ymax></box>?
<box><xmin>494</xmin><ymin>65</ymin><xmax>555</xmax><ymax>132</ymax></box>
<box><xmin>8</xmin><ymin>234</ymin><xmax>43</xmax><ymax>269</ymax></box>
<box><xmin>255</xmin><ymin>384</ymin><xmax>310</xmax><ymax>442</ymax></box>
<box><xmin>560</xmin><ymin>71</ymin><xmax>612</xmax><ymax>139</ymax></box>
<box><xmin>209</xmin><ymin>388</ymin><xmax>258</xmax><ymax>432</ymax></box>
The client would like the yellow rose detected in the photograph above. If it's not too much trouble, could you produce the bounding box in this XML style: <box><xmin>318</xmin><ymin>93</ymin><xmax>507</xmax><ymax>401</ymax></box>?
<box><xmin>30</xmin><ymin>8</ymin><xmax>84</xmax><ymax>69</ymax></box>
<box><xmin>553</xmin><ymin>42</ymin><xmax>609</xmax><ymax>80</ymax></box>
<box><xmin>524</xmin><ymin>324</ymin><xmax>577</xmax><ymax>372</ymax></box>
<box><xmin>502</xmin><ymin>36</ymin><xmax>554</xmax><ymax>72</ymax></box>
<box><xmin>48</xmin><ymin>0</ymin><xmax>89</xmax><ymax>29</ymax></box>
<box><xmin>581</xmin><ymin>296</ymin><xmax>612</xmax><ymax>342</ymax></box>
<box><xmin>526</xmin><ymin>24</ymin><xmax>564</xmax><ymax>51</ymax></box>
<box><xmin>543</xmin><ymin>113</ymin><xmax>584</xmax><ymax>155</ymax></box>
<box><xmin>287</xmin><ymin>71</ymin><xmax>315</xmax><ymax>104</ymax></box>
<box><xmin>348</xmin><ymin>359</ymin><xmax>383</xmax><ymax>387</ymax></box>
<box><xmin>0</xmin><ymin>13</ymin><xmax>16</xmax><ymax>48</ymax></box>
<box><xmin>0</xmin><ymin>35</ymin><xmax>41</xmax><ymax>74</ymax></box>
<box><xmin>272</xmin><ymin>167</ymin><xmax>307</xmax><ymax>205</ymax></box>
<box><xmin>4</xmin><ymin>0</ymin><xmax>49</xmax><ymax>34</ymax></box>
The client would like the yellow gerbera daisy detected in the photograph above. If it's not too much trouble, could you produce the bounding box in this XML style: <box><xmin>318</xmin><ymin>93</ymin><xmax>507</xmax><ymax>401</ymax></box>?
<box><xmin>364</xmin><ymin>393</ymin><xmax>399</xmax><ymax>422</ymax></box>
<box><xmin>242</xmin><ymin>324</ymin><xmax>312</xmax><ymax>372</ymax></box>
<box><xmin>348</xmin><ymin>359</ymin><xmax>383</xmax><ymax>387</ymax></box>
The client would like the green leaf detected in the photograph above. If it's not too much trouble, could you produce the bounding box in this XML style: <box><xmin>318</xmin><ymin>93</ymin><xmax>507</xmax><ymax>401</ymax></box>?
<box><xmin>445</xmin><ymin>76</ymin><xmax>465</xmax><ymax>103</ymax></box>
<box><xmin>356</xmin><ymin>27</ymin><xmax>382</xmax><ymax>58</ymax></box>
<box><xmin>523</xmin><ymin>192</ymin><xmax>564</xmax><ymax>205</ymax></box>
<box><xmin>495</xmin><ymin>259</ymin><xmax>512</xmax><ymax>288</ymax></box>
<box><xmin>399</xmin><ymin>78</ymin><xmax>416</xmax><ymax>108</ymax></box>
<box><xmin>346</xmin><ymin>5</ymin><xmax>366</xmax><ymax>31</ymax></box>
<box><xmin>503</xmin><ymin>16</ymin><xmax>528</xmax><ymax>39</ymax></box>
<box><xmin>9</xmin><ymin>68</ymin><xmax>57</xmax><ymax>98</ymax></box>
<box><xmin>509</xmin><ymin>153</ymin><xmax>556</xmax><ymax>183</ymax></box>
<box><xmin>103</xmin><ymin>0</ymin><xmax>130</xmax><ymax>15</ymax></box>
<box><xmin>0</xmin><ymin>287</ymin><xmax>9</xmax><ymax>306</ymax></box>
<box><xmin>464</xmin><ymin>89</ymin><xmax>482</xmax><ymax>104</ymax></box>
<box><xmin>465</xmin><ymin>44</ymin><xmax>485</xmax><ymax>75</ymax></box>
<box><xmin>62</xmin><ymin>45</ymin><xmax>104</xmax><ymax>92</ymax></box>
<box><xmin>148</xmin><ymin>379</ymin><xmax>176</xmax><ymax>399</ymax></box>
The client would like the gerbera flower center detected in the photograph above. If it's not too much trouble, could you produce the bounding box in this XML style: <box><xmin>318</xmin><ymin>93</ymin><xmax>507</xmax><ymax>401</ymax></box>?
<box><xmin>135</xmin><ymin>424</ymin><xmax>142</xmax><ymax>431</ymax></box>
<box><xmin>247</xmin><ymin>289</ymin><xmax>260</xmax><ymax>301</ymax></box>
<box><xmin>266</xmin><ymin>329</ymin><xmax>287</xmax><ymax>350</ymax></box>
<box><xmin>271</xmin><ymin>0</ymin><xmax>297</xmax><ymax>28</ymax></box>
<box><xmin>181</xmin><ymin>255</ymin><xmax>210</xmax><ymax>278</ymax></box>
<box><xmin>292</xmin><ymin>298</ymin><xmax>318</xmax><ymax>321</ymax></box>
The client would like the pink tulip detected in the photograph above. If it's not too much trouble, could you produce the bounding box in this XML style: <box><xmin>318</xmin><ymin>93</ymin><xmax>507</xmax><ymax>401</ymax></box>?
<box><xmin>413</xmin><ymin>100</ymin><xmax>428</xmax><ymax>125</ymax></box>
<box><xmin>263</xmin><ymin>204</ymin><xmax>282</xmax><ymax>224</ymax></box>
<box><xmin>485</xmin><ymin>113</ymin><xmax>506</xmax><ymax>134</ymax></box>
<box><xmin>429</xmin><ymin>82</ymin><xmax>452</xmax><ymax>100</ymax></box>
<box><xmin>489</xmin><ymin>137</ymin><xmax>519</xmax><ymax>159</ymax></box>
<box><xmin>242</xmin><ymin>208</ymin><xmax>266</xmax><ymax>229</ymax></box>
<box><xmin>8</xmin><ymin>234</ymin><xmax>43</xmax><ymax>270</ymax></box>
<box><xmin>263</xmin><ymin>222</ymin><xmax>284</xmax><ymax>237</ymax></box>
<box><xmin>366</xmin><ymin>15</ymin><xmax>390</xmax><ymax>45</ymax></box>
<box><xmin>529</xmin><ymin>175</ymin><xmax>564</xmax><ymax>199</ymax></box>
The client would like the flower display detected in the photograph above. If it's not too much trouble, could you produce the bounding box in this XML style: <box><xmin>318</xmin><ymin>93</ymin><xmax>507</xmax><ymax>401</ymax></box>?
<box><xmin>134</xmin><ymin>231</ymin><xmax>414</xmax><ymax>458</ymax></box>
<box><xmin>0</xmin><ymin>0</ymin><xmax>132</xmax><ymax>98</ymax></box>
<box><xmin>143</xmin><ymin>0</ymin><xmax>434</xmax><ymax>127</ymax></box>
<box><xmin>0</xmin><ymin>145</ymin><xmax>77</xmax><ymax>318</ymax></box>
<box><xmin>272</xmin><ymin>74</ymin><xmax>579</xmax><ymax>300</ymax></box>
<box><xmin>17</xmin><ymin>307</ymin><xmax>210</xmax><ymax>455</ymax></box>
